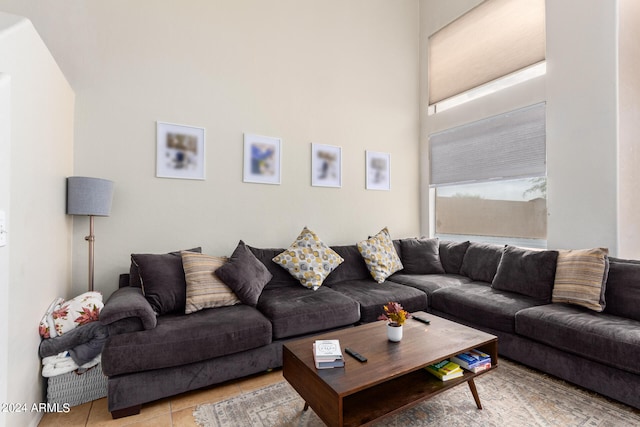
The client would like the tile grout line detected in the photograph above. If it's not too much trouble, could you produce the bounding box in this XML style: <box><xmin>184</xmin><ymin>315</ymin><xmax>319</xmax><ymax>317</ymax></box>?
<box><xmin>85</xmin><ymin>400</ymin><xmax>93</xmax><ymax>427</ymax></box>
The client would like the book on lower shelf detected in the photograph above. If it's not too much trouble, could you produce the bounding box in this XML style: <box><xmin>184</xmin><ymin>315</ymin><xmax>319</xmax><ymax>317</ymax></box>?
<box><xmin>425</xmin><ymin>359</ymin><xmax>463</xmax><ymax>381</ymax></box>
<box><xmin>451</xmin><ymin>349</ymin><xmax>492</xmax><ymax>373</ymax></box>
<box><xmin>313</xmin><ymin>339</ymin><xmax>344</xmax><ymax>369</ymax></box>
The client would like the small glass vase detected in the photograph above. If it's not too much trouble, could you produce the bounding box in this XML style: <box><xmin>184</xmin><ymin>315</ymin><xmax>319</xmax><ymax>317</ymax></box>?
<box><xmin>387</xmin><ymin>322</ymin><xmax>403</xmax><ymax>342</ymax></box>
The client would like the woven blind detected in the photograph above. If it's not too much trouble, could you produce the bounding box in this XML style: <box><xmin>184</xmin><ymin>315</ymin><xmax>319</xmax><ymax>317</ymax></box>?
<box><xmin>428</xmin><ymin>0</ymin><xmax>545</xmax><ymax>104</ymax></box>
<box><xmin>430</xmin><ymin>102</ymin><xmax>546</xmax><ymax>186</ymax></box>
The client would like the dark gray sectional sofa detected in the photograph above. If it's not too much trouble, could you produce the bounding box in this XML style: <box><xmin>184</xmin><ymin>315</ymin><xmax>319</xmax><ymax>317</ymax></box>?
<box><xmin>99</xmin><ymin>238</ymin><xmax>640</xmax><ymax>418</ymax></box>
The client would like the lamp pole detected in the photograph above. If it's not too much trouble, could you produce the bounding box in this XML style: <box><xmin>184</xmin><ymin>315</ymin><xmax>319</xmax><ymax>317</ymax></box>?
<box><xmin>85</xmin><ymin>215</ymin><xmax>96</xmax><ymax>292</ymax></box>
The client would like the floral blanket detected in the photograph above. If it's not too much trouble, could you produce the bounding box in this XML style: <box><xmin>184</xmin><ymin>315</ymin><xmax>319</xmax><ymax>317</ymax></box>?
<box><xmin>39</xmin><ymin>292</ymin><xmax>103</xmax><ymax>338</ymax></box>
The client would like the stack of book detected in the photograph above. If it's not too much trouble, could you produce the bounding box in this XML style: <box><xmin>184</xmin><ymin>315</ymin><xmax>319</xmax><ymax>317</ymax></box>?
<box><xmin>425</xmin><ymin>359</ymin><xmax>463</xmax><ymax>381</ymax></box>
<box><xmin>313</xmin><ymin>339</ymin><xmax>344</xmax><ymax>369</ymax></box>
<box><xmin>451</xmin><ymin>349</ymin><xmax>492</xmax><ymax>373</ymax></box>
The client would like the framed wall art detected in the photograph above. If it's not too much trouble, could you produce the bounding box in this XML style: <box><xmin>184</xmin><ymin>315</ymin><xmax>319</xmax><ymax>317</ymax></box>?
<box><xmin>311</xmin><ymin>143</ymin><xmax>341</xmax><ymax>188</ymax></box>
<box><xmin>156</xmin><ymin>121</ymin><xmax>205</xmax><ymax>180</ymax></box>
<box><xmin>243</xmin><ymin>133</ymin><xmax>282</xmax><ymax>185</ymax></box>
<box><xmin>365</xmin><ymin>150</ymin><xmax>390</xmax><ymax>190</ymax></box>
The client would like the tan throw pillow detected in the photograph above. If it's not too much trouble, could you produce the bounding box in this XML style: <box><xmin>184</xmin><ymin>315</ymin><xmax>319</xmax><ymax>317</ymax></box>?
<box><xmin>273</xmin><ymin>227</ymin><xmax>344</xmax><ymax>290</ymax></box>
<box><xmin>181</xmin><ymin>252</ymin><xmax>241</xmax><ymax>314</ymax></box>
<box><xmin>357</xmin><ymin>227</ymin><xmax>403</xmax><ymax>283</ymax></box>
<box><xmin>552</xmin><ymin>248</ymin><xmax>609</xmax><ymax>312</ymax></box>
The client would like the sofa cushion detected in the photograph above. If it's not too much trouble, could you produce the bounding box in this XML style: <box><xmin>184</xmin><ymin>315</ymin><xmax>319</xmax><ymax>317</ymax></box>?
<box><xmin>515</xmin><ymin>304</ymin><xmax>640</xmax><ymax>375</ymax></box>
<box><xmin>388</xmin><ymin>273</ymin><xmax>471</xmax><ymax>296</ymax></box>
<box><xmin>101</xmin><ymin>305</ymin><xmax>272</xmax><ymax>376</ymax></box>
<box><xmin>326</xmin><ymin>279</ymin><xmax>428</xmax><ymax>323</ymax></box>
<box><xmin>129</xmin><ymin>247</ymin><xmax>201</xmax><ymax>288</ymax></box>
<box><xmin>357</xmin><ymin>227</ymin><xmax>404</xmax><ymax>283</ymax></box>
<box><xmin>430</xmin><ymin>282</ymin><xmax>545</xmax><ymax>333</ymax></box>
<box><xmin>459</xmin><ymin>242</ymin><xmax>504</xmax><ymax>283</ymax></box>
<box><xmin>552</xmin><ymin>248</ymin><xmax>609</xmax><ymax>312</ymax></box>
<box><xmin>491</xmin><ymin>246</ymin><xmax>558</xmax><ymax>302</ymax></box>
<box><xmin>605</xmin><ymin>257</ymin><xmax>640</xmax><ymax>322</ymax></box>
<box><xmin>215</xmin><ymin>241</ymin><xmax>272</xmax><ymax>307</ymax></box>
<box><xmin>323</xmin><ymin>245</ymin><xmax>372</xmax><ymax>285</ymax></box>
<box><xmin>248</xmin><ymin>245</ymin><xmax>300</xmax><ymax>289</ymax></box>
<box><xmin>438</xmin><ymin>240</ymin><xmax>470</xmax><ymax>274</ymax></box>
<box><xmin>272</xmin><ymin>227</ymin><xmax>344</xmax><ymax>290</ymax></box>
<box><xmin>131</xmin><ymin>247</ymin><xmax>201</xmax><ymax>315</ymax></box>
<box><xmin>257</xmin><ymin>286</ymin><xmax>360</xmax><ymax>339</ymax></box>
<box><xmin>181</xmin><ymin>252</ymin><xmax>240</xmax><ymax>314</ymax></box>
<box><xmin>399</xmin><ymin>237</ymin><xmax>445</xmax><ymax>275</ymax></box>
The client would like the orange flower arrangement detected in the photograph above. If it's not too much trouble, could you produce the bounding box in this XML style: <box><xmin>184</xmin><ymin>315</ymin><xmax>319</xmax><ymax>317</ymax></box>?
<box><xmin>378</xmin><ymin>301</ymin><xmax>412</xmax><ymax>326</ymax></box>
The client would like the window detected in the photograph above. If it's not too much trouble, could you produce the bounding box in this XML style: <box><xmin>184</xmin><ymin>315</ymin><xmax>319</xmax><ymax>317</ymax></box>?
<box><xmin>433</xmin><ymin>178</ymin><xmax>547</xmax><ymax>248</ymax></box>
<box><xmin>428</xmin><ymin>0</ymin><xmax>546</xmax><ymax>112</ymax></box>
<box><xmin>429</xmin><ymin>103</ymin><xmax>547</xmax><ymax>247</ymax></box>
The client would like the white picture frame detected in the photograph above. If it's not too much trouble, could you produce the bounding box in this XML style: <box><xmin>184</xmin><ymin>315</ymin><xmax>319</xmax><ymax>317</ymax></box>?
<box><xmin>243</xmin><ymin>133</ymin><xmax>282</xmax><ymax>185</ymax></box>
<box><xmin>156</xmin><ymin>121</ymin><xmax>205</xmax><ymax>180</ymax></box>
<box><xmin>311</xmin><ymin>143</ymin><xmax>342</xmax><ymax>188</ymax></box>
<box><xmin>365</xmin><ymin>151</ymin><xmax>390</xmax><ymax>191</ymax></box>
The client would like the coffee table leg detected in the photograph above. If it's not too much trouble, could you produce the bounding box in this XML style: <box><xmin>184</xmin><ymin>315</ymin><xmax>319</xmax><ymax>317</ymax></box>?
<box><xmin>467</xmin><ymin>379</ymin><xmax>483</xmax><ymax>409</ymax></box>
<box><xmin>303</xmin><ymin>402</ymin><xmax>309</xmax><ymax>412</ymax></box>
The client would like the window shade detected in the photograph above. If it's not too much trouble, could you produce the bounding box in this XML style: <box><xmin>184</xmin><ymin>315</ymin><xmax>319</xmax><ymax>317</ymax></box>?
<box><xmin>430</xmin><ymin>102</ymin><xmax>546</xmax><ymax>186</ymax></box>
<box><xmin>428</xmin><ymin>0</ymin><xmax>545</xmax><ymax>105</ymax></box>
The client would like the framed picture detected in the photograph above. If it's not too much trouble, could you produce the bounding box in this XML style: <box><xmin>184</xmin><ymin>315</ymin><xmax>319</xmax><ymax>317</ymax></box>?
<box><xmin>243</xmin><ymin>133</ymin><xmax>282</xmax><ymax>185</ymax></box>
<box><xmin>311</xmin><ymin>143</ymin><xmax>342</xmax><ymax>188</ymax></box>
<box><xmin>156</xmin><ymin>121</ymin><xmax>205</xmax><ymax>180</ymax></box>
<box><xmin>365</xmin><ymin>151</ymin><xmax>390</xmax><ymax>190</ymax></box>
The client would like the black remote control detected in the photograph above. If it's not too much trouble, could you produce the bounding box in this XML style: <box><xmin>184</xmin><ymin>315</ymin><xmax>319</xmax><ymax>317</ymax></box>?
<box><xmin>345</xmin><ymin>347</ymin><xmax>367</xmax><ymax>363</ymax></box>
<box><xmin>413</xmin><ymin>315</ymin><xmax>431</xmax><ymax>325</ymax></box>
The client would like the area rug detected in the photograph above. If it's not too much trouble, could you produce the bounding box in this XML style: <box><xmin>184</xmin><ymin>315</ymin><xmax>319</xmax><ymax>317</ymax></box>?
<box><xmin>193</xmin><ymin>359</ymin><xmax>640</xmax><ymax>426</ymax></box>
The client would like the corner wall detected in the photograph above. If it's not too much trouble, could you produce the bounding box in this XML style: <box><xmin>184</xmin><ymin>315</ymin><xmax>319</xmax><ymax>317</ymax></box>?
<box><xmin>618</xmin><ymin>0</ymin><xmax>640</xmax><ymax>258</ymax></box>
<box><xmin>545</xmin><ymin>0</ymin><xmax>618</xmax><ymax>252</ymax></box>
<box><xmin>0</xmin><ymin>13</ymin><xmax>74</xmax><ymax>427</ymax></box>
<box><xmin>0</xmin><ymin>73</ymin><xmax>10</xmax><ymax>427</ymax></box>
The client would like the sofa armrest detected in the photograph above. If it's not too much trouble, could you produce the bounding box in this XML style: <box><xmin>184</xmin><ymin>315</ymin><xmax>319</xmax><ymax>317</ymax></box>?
<box><xmin>100</xmin><ymin>287</ymin><xmax>157</xmax><ymax>333</ymax></box>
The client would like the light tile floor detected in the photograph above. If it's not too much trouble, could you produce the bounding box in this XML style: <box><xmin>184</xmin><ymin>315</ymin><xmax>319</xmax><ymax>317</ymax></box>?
<box><xmin>38</xmin><ymin>369</ymin><xmax>284</xmax><ymax>427</ymax></box>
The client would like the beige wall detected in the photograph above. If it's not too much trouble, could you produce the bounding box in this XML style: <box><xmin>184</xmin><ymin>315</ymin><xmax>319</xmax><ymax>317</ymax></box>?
<box><xmin>0</xmin><ymin>73</ymin><xmax>10</xmax><ymax>427</ymax></box>
<box><xmin>420</xmin><ymin>0</ymin><xmax>625</xmax><ymax>254</ymax></box>
<box><xmin>0</xmin><ymin>13</ymin><xmax>75</xmax><ymax>427</ymax></box>
<box><xmin>0</xmin><ymin>0</ymin><xmax>421</xmax><ymax>297</ymax></box>
<box><xmin>618</xmin><ymin>0</ymin><xmax>640</xmax><ymax>258</ymax></box>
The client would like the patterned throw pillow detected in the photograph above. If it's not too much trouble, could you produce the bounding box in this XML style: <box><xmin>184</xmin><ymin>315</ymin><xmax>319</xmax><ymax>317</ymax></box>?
<box><xmin>357</xmin><ymin>227</ymin><xmax>404</xmax><ymax>283</ymax></box>
<box><xmin>552</xmin><ymin>248</ymin><xmax>609</xmax><ymax>312</ymax></box>
<box><xmin>273</xmin><ymin>227</ymin><xmax>344</xmax><ymax>290</ymax></box>
<box><xmin>181</xmin><ymin>252</ymin><xmax>241</xmax><ymax>314</ymax></box>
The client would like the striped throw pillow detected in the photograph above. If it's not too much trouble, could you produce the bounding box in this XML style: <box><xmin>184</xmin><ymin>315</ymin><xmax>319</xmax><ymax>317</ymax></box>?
<box><xmin>181</xmin><ymin>252</ymin><xmax>241</xmax><ymax>314</ymax></box>
<box><xmin>552</xmin><ymin>248</ymin><xmax>609</xmax><ymax>312</ymax></box>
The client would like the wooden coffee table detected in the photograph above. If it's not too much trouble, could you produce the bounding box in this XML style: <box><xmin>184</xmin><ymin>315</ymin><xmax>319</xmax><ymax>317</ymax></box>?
<box><xmin>283</xmin><ymin>312</ymin><xmax>498</xmax><ymax>427</ymax></box>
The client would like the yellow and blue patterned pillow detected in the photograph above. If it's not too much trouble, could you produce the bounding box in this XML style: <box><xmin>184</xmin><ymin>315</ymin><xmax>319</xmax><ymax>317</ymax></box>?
<box><xmin>357</xmin><ymin>227</ymin><xmax>403</xmax><ymax>283</ymax></box>
<box><xmin>273</xmin><ymin>227</ymin><xmax>344</xmax><ymax>290</ymax></box>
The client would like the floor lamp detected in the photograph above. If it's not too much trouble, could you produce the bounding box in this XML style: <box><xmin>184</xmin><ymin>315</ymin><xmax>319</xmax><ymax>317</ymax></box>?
<box><xmin>66</xmin><ymin>176</ymin><xmax>114</xmax><ymax>292</ymax></box>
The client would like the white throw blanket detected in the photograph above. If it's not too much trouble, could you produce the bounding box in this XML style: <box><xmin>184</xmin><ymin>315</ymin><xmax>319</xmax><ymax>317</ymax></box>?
<box><xmin>41</xmin><ymin>351</ymin><xmax>101</xmax><ymax>378</ymax></box>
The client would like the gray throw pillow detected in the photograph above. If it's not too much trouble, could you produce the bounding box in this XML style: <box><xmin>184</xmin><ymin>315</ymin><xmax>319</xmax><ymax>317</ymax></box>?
<box><xmin>460</xmin><ymin>242</ymin><xmax>504</xmax><ymax>283</ymax></box>
<box><xmin>605</xmin><ymin>257</ymin><xmax>640</xmax><ymax>321</ymax></box>
<box><xmin>131</xmin><ymin>247</ymin><xmax>202</xmax><ymax>315</ymax></box>
<box><xmin>129</xmin><ymin>247</ymin><xmax>201</xmax><ymax>287</ymax></box>
<box><xmin>399</xmin><ymin>238</ymin><xmax>445</xmax><ymax>274</ymax></box>
<box><xmin>216</xmin><ymin>240</ymin><xmax>273</xmax><ymax>306</ymax></box>
<box><xmin>438</xmin><ymin>240</ymin><xmax>470</xmax><ymax>274</ymax></box>
<box><xmin>492</xmin><ymin>245</ymin><xmax>559</xmax><ymax>302</ymax></box>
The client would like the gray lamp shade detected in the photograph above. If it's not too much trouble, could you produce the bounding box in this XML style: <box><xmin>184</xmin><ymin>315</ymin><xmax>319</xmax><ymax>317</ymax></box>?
<box><xmin>66</xmin><ymin>176</ymin><xmax>114</xmax><ymax>216</ymax></box>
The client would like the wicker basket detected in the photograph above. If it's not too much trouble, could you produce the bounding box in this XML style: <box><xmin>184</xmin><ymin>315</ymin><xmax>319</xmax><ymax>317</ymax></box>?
<box><xmin>46</xmin><ymin>363</ymin><xmax>108</xmax><ymax>407</ymax></box>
